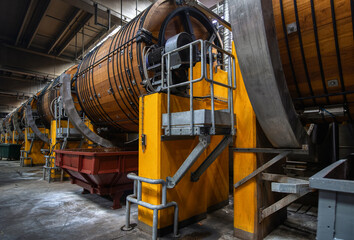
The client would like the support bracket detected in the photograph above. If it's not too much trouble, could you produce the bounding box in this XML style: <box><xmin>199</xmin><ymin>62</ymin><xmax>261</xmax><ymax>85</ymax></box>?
<box><xmin>166</xmin><ymin>135</ymin><xmax>210</xmax><ymax>188</ymax></box>
<box><xmin>259</xmin><ymin>189</ymin><xmax>313</xmax><ymax>222</ymax></box>
<box><xmin>60</xmin><ymin>73</ymin><xmax>114</xmax><ymax>148</ymax></box>
<box><xmin>234</xmin><ymin>151</ymin><xmax>291</xmax><ymax>189</ymax></box>
<box><xmin>25</xmin><ymin>104</ymin><xmax>50</xmax><ymax>143</ymax></box>
<box><xmin>191</xmin><ymin>135</ymin><xmax>233</xmax><ymax>182</ymax></box>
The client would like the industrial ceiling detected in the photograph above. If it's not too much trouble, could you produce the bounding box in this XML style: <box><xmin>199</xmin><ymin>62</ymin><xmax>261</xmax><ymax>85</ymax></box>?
<box><xmin>0</xmin><ymin>0</ymin><xmax>151</xmax><ymax>117</ymax></box>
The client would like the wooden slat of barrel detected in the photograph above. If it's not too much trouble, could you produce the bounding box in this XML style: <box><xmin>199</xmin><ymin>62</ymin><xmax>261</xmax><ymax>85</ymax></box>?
<box><xmin>76</xmin><ymin>0</ymin><xmax>213</xmax><ymax>133</ymax></box>
<box><xmin>272</xmin><ymin>0</ymin><xmax>354</xmax><ymax>119</ymax></box>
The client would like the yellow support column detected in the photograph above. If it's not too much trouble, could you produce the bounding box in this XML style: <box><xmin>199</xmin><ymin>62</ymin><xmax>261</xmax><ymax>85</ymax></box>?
<box><xmin>84</xmin><ymin>118</ymin><xmax>94</xmax><ymax>149</ymax></box>
<box><xmin>47</xmin><ymin>120</ymin><xmax>83</xmax><ymax>180</ymax></box>
<box><xmin>233</xmin><ymin>43</ymin><xmax>258</xmax><ymax>239</ymax></box>
<box><xmin>138</xmin><ymin>93</ymin><xmax>229</xmax><ymax>235</ymax></box>
<box><xmin>5</xmin><ymin>133</ymin><xmax>10</xmax><ymax>144</ymax></box>
<box><xmin>49</xmin><ymin>120</ymin><xmax>65</xmax><ymax>180</ymax></box>
<box><xmin>22</xmin><ymin>127</ymin><xmax>49</xmax><ymax>166</ymax></box>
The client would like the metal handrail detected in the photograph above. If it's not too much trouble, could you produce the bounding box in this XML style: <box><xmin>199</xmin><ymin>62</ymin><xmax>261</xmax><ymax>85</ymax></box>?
<box><xmin>124</xmin><ymin>173</ymin><xmax>179</xmax><ymax>240</ymax></box>
<box><xmin>160</xmin><ymin>40</ymin><xmax>236</xmax><ymax>136</ymax></box>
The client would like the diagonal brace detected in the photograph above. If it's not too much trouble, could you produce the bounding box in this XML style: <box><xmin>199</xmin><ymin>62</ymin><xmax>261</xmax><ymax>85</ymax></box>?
<box><xmin>234</xmin><ymin>151</ymin><xmax>290</xmax><ymax>189</ymax></box>
<box><xmin>166</xmin><ymin>135</ymin><xmax>210</xmax><ymax>188</ymax></box>
<box><xmin>191</xmin><ymin>135</ymin><xmax>233</xmax><ymax>182</ymax></box>
<box><xmin>259</xmin><ymin>189</ymin><xmax>313</xmax><ymax>222</ymax></box>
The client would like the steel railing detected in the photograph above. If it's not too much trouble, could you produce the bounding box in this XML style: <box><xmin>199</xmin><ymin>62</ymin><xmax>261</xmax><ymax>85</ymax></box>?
<box><xmin>123</xmin><ymin>173</ymin><xmax>179</xmax><ymax>240</ymax></box>
<box><xmin>161</xmin><ymin>39</ymin><xmax>236</xmax><ymax>136</ymax></box>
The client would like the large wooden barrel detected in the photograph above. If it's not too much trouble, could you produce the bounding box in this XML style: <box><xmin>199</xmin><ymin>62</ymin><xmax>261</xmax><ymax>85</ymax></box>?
<box><xmin>76</xmin><ymin>0</ymin><xmax>217</xmax><ymax>133</ymax></box>
<box><xmin>272</xmin><ymin>0</ymin><xmax>354</xmax><ymax>119</ymax></box>
<box><xmin>37</xmin><ymin>65</ymin><xmax>78</xmax><ymax>128</ymax></box>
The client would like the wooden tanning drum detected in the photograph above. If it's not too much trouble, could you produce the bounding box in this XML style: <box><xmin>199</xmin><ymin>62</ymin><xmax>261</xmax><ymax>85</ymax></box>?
<box><xmin>75</xmin><ymin>0</ymin><xmax>219</xmax><ymax>133</ymax></box>
<box><xmin>36</xmin><ymin>65</ymin><xmax>78</xmax><ymax>128</ymax></box>
<box><xmin>272</xmin><ymin>0</ymin><xmax>354</xmax><ymax>119</ymax></box>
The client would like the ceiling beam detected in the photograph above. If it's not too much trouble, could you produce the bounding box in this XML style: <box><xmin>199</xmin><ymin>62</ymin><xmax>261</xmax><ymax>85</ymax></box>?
<box><xmin>4</xmin><ymin>43</ymin><xmax>74</xmax><ymax>63</ymax></box>
<box><xmin>0</xmin><ymin>105</ymin><xmax>18</xmax><ymax>111</ymax></box>
<box><xmin>0</xmin><ymin>66</ymin><xmax>54</xmax><ymax>81</ymax></box>
<box><xmin>15</xmin><ymin>0</ymin><xmax>36</xmax><ymax>45</ymax></box>
<box><xmin>60</xmin><ymin>0</ymin><xmax>127</xmax><ymax>25</ymax></box>
<box><xmin>0</xmin><ymin>90</ymin><xmax>32</xmax><ymax>99</ymax></box>
<box><xmin>0</xmin><ymin>74</ymin><xmax>47</xmax><ymax>84</ymax></box>
<box><xmin>26</xmin><ymin>0</ymin><xmax>52</xmax><ymax>48</ymax></box>
<box><xmin>57</xmin><ymin>12</ymin><xmax>93</xmax><ymax>56</ymax></box>
<box><xmin>76</xmin><ymin>26</ymin><xmax>108</xmax><ymax>60</ymax></box>
<box><xmin>47</xmin><ymin>8</ymin><xmax>81</xmax><ymax>54</ymax></box>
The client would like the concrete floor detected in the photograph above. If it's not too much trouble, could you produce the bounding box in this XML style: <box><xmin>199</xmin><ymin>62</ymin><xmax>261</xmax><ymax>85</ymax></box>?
<box><xmin>0</xmin><ymin>161</ymin><xmax>316</xmax><ymax>240</ymax></box>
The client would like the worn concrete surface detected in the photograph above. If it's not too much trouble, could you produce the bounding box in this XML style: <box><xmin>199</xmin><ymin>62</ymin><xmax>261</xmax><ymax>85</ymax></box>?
<box><xmin>0</xmin><ymin>161</ymin><xmax>316</xmax><ymax>240</ymax></box>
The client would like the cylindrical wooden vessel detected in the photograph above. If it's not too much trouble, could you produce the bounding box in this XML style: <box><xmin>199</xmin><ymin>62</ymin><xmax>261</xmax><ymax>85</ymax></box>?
<box><xmin>272</xmin><ymin>0</ymin><xmax>354</xmax><ymax>119</ymax></box>
<box><xmin>37</xmin><ymin>65</ymin><xmax>78</xmax><ymax>128</ymax></box>
<box><xmin>36</xmin><ymin>79</ymin><xmax>60</xmax><ymax>129</ymax></box>
<box><xmin>76</xmin><ymin>0</ymin><xmax>215</xmax><ymax>132</ymax></box>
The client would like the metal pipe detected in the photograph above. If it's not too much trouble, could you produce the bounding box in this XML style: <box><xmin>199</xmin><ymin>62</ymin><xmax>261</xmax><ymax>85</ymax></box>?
<box><xmin>223</xmin><ymin>0</ymin><xmax>231</xmax><ymax>71</ymax></box>
<box><xmin>152</xmin><ymin>209</ymin><xmax>158</xmax><ymax>239</ymax></box>
<box><xmin>125</xmin><ymin>174</ymin><xmax>179</xmax><ymax>240</ymax></box>
<box><xmin>209</xmin><ymin>44</ymin><xmax>215</xmax><ymax>134</ymax></box>
<box><xmin>162</xmin><ymin>184</ymin><xmax>166</xmax><ymax>205</ymax></box>
<box><xmin>189</xmin><ymin>44</ymin><xmax>194</xmax><ymax>136</ymax></box>
<box><xmin>124</xmin><ymin>199</ymin><xmax>131</xmax><ymax>229</ymax></box>
<box><xmin>331</xmin><ymin>122</ymin><xmax>339</xmax><ymax>163</ymax></box>
<box><xmin>294</xmin><ymin>90</ymin><xmax>354</xmax><ymax>101</ymax></box>
<box><xmin>137</xmin><ymin>180</ymin><xmax>142</xmax><ymax>201</ymax></box>
<box><xmin>167</xmin><ymin>53</ymin><xmax>171</xmax><ymax>136</ymax></box>
<box><xmin>228</xmin><ymin>56</ymin><xmax>235</xmax><ymax>135</ymax></box>
<box><xmin>82</xmin><ymin>26</ymin><xmax>84</xmax><ymax>59</ymax></box>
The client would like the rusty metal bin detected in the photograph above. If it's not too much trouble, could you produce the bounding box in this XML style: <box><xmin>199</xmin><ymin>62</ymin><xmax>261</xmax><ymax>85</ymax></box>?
<box><xmin>55</xmin><ymin>148</ymin><xmax>138</xmax><ymax>209</ymax></box>
<box><xmin>309</xmin><ymin>154</ymin><xmax>354</xmax><ymax>240</ymax></box>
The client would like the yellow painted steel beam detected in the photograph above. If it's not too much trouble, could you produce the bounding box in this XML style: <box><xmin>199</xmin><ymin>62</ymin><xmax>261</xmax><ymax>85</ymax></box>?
<box><xmin>232</xmin><ymin>42</ymin><xmax>258</xmax><ymax>239</ymax></box>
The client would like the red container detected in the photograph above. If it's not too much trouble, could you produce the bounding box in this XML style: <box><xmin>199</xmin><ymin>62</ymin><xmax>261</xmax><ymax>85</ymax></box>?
<box><xmin>55</xmin><ymin>148</ymin><xmax>138</xmax><ymax>209</ymax></box>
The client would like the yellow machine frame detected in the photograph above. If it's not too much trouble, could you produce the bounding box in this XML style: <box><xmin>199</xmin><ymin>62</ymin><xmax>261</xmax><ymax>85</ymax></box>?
<box><xmin>5</xmin><ymin>133</ymin><xmax>11</xmax><ymax>144</ymax></box>
<box><xmin>138</xmin><ymin>57</ymin><xmax>233</xmax><ymax>233</ymax></box>
<box><xmin>21</xmin><ymin>126</ymin><xmax>49</xmax><ymax>166</ymax></box>
<box><xmin>43</xmin><ymin>118</ymin><xmax>93</xmax><ymax>181</ymax></box>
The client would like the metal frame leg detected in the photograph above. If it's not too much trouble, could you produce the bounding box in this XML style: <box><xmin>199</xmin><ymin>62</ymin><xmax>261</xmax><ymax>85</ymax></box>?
<box><xmin>234</xmin><ymin>151</ymin><xmax>290</xmax><ymax>189</ymax></box>
<box><xmin>152</xmin><ymin>209</ymin><xmax>158</xmax><ymax>240</ymax></box>
<box><xmin>191</xmin><ymin>135</ymin><xmax>232</xmax><ymax>182</ymax></box>
<box><xmin>166</xmin><ymin>135</ymin><xmax>210</xmax><ymax>188</ymax></box>
<box><xmin>123</xmin><ymin>174</ymin><xmax>180</xmax><ymax>240</ymax></box>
